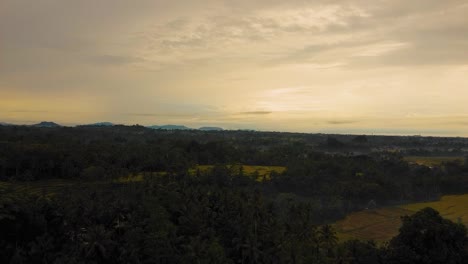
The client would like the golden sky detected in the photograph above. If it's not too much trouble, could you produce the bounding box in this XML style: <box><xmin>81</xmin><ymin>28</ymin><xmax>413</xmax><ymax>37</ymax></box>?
<box><xmin>1</xmin><ymin>0</ymin><xmax>468</xmax><ymax>136</ymax></box>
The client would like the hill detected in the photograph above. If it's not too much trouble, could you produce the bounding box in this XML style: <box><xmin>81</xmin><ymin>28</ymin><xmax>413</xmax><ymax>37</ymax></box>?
<box><xmin>32</xmin><ymin>121</ymin><xmax>61</xmax><ymax>127</ymax></box>
<box><xmin>148</xmin><ymin>125</ymin><xmax>192</xmax><ymax>130</ymax></box>
<box><xmin>199</xmin><ymin>126</ymin><xmax>223</xmax><ymax>131</ymax></box>
<box><xmin>147</xmin><ymin>125</ymin><xmax>223</xmax><ymax>131</ymax></box>
<box><xmin>81</xmin><ymin>122</ymin><xmax>114</xmax><ymax>127</ymax></box>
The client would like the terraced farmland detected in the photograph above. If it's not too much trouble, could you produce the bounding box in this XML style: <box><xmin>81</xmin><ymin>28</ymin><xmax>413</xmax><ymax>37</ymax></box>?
<box><xmin>0</xmin><ymin>179</ymin><xmax>76</xmax><ymax>201</ymax></box>
<box><xmin>334</xmin><ymin>194</ymin><xmax>468</xmax><ymax>243</ymax></box>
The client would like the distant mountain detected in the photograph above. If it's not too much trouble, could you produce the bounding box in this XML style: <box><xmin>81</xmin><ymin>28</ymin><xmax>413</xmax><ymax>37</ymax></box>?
<box><xmin>148</xmin><ymin>125</ymin><xmax>192</xmax><ymax>130</ymax></box>
<box><xmin>199</xmin><ymin>126</ymin><xmax>223</xmax><ymax>131</ymax></box>
<box><xmin>0</xmin><ymin>122</ymin><xmax>12</xmax><ymax>126</ymax></box>
<box><xmin>82</xmin><ymin>122</ymin><xmax>114</xmax><ymax>127</ymax></box>
<box><xmin>147</xmin><ymin>125</ymin><xmax>224</xmax><ymax>131</ymax></box>
<box><xmin>32</xmin><ymin>121</ymin><xmax>61</xmax><ymax>127</ymax></box>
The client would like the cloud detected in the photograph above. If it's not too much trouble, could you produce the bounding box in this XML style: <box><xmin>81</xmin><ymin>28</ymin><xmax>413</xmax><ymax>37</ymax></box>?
<box><xmin>6</xmin><ymin>110</ymin><xmax>51</xmax><ymax>113</ymax></box>
<box><xmin>1</xmin><ymin>0</ymin><xmax>468</xmax><ymax>136</ymax></box>
<box><xmin>327</xmin><ymin>120</ymin><xmax>358</xmax><ymax>125</ymax></box>
<box><xmin>239</xmin><ymin>111</ymin><xmax>272</xmax><ymax>115</ymax></box>
<box><xmin>90</xmin><ymin>55</ymin><xmax>145</xmax><ymax>66</ymax></box>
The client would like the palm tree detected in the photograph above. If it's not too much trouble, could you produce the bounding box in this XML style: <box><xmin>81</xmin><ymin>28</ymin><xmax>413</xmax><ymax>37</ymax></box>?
<box><xmin>319</xmin><ymin>224</ymin><xmax>337</xmax><ymax>258</ymax></box>
<box><xmin>79</xmin><ymin>225</ymin><xmax>116</xmax><ymax>262</ymax></box>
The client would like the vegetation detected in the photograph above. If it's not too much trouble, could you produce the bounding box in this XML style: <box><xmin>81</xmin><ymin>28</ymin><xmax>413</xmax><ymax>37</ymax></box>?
<box><xmin>335</xmin><ymin>193</ymin><xmax>468</xmax><ymax>243</ymax></box>
<box><xmin>0</xmin><ymin>126</ymin><xmax>467</xmax><ymax>262</ymax></box>
<box><xmin>404</xmin><ymin>156</ymin><xmax>465</xmax><ymax>167</ymax></box>
<box><xmin>384</xmin><ymin>207</ymin><xmax>467</xmax><ymax>263</ymax></box>
<box><xmin>189</xmin><ymin>165</ymin><xmax>286</xmax><ymax>181</ymax></box>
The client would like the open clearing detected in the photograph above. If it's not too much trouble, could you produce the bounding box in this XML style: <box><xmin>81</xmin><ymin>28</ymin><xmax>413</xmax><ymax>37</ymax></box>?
<box><xmin>334</xmin><ymin>194</ymin><xmax>468</xmax><ymax>243</ymax></box>
<box><xmin>0</xmin><ymin>179</ymin><xmax>77</xmax><ymax>201</ymax></box>
<box><xmin>404</xmin><ymin>156</ymin><xmax>464</xmax><ymax>166</ymax></box>
<box><xmin>189</xmin><ymin>165</ymin><xmax>286</xmax><ymax>181</ymax></box>
<box><xmin>0</xmin><ymin>165</ymin><xmax>286</xmax><ymax>199</ymax></box>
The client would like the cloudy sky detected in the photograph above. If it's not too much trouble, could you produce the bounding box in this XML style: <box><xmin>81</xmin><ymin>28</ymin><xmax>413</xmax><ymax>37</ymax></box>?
<box><xmin>1</xmin><ymin>0</ymin><xmax>468</xmax><ymax>136</ymax></box>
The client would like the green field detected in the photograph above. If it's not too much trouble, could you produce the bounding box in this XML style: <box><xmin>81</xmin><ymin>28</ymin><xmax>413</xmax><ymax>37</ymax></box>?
<box><xmin>0</xmin><ymin>165</ymin><xmax>286</xmax><ymax>199</ymax></box>
<box><xmin>0</xmin><ymin>179</ymin><xmax>77</xmax><ymax>201</ymax></box>
<box><xmin>189</xmin><ymin>165</ymin><xmax>286</xmax><ymax>181</ymax></box>
<box><xmin>119</xmin><ymin>165</ymin><xmax>286</xmax><ymax>183</ymax></box>
<box><xmin>404</xmin><ymin>156</ymin><xmax>464</xmax><ymax>166</ymax></box>
<box><xmin>334</xmin><ymin>194</ymin><xmax>468</xmax><ymax>243</ymax></box>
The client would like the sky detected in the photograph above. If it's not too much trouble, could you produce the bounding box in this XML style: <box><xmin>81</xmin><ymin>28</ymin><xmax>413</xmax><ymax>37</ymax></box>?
<box><xmin>1</xmin><ymin>0</ymin><xmax>468</xmax><ymax>136</ymax></box>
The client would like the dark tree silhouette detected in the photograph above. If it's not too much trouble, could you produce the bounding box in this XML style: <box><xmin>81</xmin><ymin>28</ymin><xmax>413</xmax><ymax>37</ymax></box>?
<box><xmin>385</xmin><ymin>207</ymin><xmax>467</xmax><ymax>264</ymax></box>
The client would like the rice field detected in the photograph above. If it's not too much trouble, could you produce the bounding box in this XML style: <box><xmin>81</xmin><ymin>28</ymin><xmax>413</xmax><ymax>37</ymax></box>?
<box><xmin>0</xmin><ymin>179</ymin><xmax>75</xmax><ymax>201</ymax></box>
<box><xmin>189</xmin><ymin>165</ymin><xmax>286</xmax><ymax>181</ymax></box>
<box><xmin>0</xmin><ymin>165</ymin><xmax>286</xmax><ymax>200</ymax></box>
<box><xmin>404</xmin><ymin>156</ymin><xmax>464</xmax><ymax>166</ymax></box>
<box><xmin>334</xmin><ymin>194</ymin><xmax>468</xmax><ymax>243</ymax></box>
<box><xmin>400</xmin><ymin>194</ymin><xmax>468</xmax><ymax>225</ymax></box>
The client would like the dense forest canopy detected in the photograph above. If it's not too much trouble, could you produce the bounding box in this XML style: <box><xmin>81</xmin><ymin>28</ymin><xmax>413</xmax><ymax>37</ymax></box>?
<box><xmin>0</xmin><ymin>125</ymin><xmax>467</xmax><ymax>263</ymax></box>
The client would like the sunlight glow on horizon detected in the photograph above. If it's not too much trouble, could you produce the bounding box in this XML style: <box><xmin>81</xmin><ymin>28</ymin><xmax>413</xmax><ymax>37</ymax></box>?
<box><xmin>1</xmin><ymin>0</ymin><xmax>468</xmax><ymax>136</ymax></box>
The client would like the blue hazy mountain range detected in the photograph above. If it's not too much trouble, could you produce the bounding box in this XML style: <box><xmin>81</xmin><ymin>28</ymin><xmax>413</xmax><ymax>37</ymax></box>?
<box><xmin>199</xmin><ymin>126</ymin><xmax>224</xmax><ymax>131</ymax></box>
<box><xmin>81</xmin><ymin>122</ymin><xmax>115</xmax><ymax>127</ymax></box>
<box><xmin>0</xmin><ymin>121</ymin><xmax>225</xmax><ymax>131</ymax></box>
<box><xmin>147</xmin><ymin>125</ymin><xmax>191</xmax><ymax>130</ymax></box>
<box><xmin>32</xmin><ymin>121</ymin><xmax>61</xmax><ymax>127</ymax></box>
<box><xmin>0</xmin><ymin>121</ymin><xmax>62</xmax><ymax>127</ymax></box>
<box><xmin>148</xmin><ymin>125</ymin><xmax>224</xmax><ymax>131</ymax></box>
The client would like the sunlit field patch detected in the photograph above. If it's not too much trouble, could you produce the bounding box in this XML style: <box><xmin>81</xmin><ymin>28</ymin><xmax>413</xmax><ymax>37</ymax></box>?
<box><xmin>118</xmin><ymin>165</ymin><xmax>286</xmax><ymax>183</ymax></box>
<box><xmin>400</xmin><ymin>194</ymin><xmax>468</xmax><ymax>226</ymax></box>
<box><xmin>0</xmin><ymin>179</ymin><xmax>75</xmax><ymax>201</ymax></box>
<box><xmin>117</xmin><ymin>174</ymin><xmax>145</xmax><ymax>183</ymax></box>
<box><xmin>189</xmin><ymin>165</ymin><xmax>286</xmax><ymax>181</ymax></box>
<box><xmin>404</xmin><ymin>156</ymin><xmax>464</xmax><ymax>166</ymax></box>
<box><xmin>0</xmin><ymin>165</ymin><xmax>286</xmax><ymax>199</ymax></box>
<box><xmin>334</xmin><ymin>193</ymin><xmax>468</xmax><ymax>243</ymax></box>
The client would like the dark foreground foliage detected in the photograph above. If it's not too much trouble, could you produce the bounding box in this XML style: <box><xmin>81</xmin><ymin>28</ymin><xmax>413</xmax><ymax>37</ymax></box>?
<box><xmin>1</xmin><ymin>175</ymin><xmax>467</xmax><ymax>263</ymax></box>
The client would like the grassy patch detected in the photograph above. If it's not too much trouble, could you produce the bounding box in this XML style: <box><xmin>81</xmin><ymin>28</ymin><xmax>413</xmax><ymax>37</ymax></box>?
<box><xmin>0</xmin><ymin>179</ymin><xmax>75</xmax><ymax>201</ymax></box>
<box><xmin>334</xmin><ymin>193</ymin><xmax>468</xmax><ymax>243</ymax></box>
<box><xmin>400</xmin><ymin>194</ymin><xmax>468</xmax><ymax>226</ymax></box>
<box><xmin>0</xmin><ymin>165</ymin><xmax>286</xmax><ymax>199</ymax></box>
<box><xmin>404</xmin><ymin>156</ymin><xmax>464</xmax><ymax>166</ymax></box>
<box><xmin>189</xmin><ymin>165</ymin><xmax>286</xmax><ymax>181</ymax></box>
<box><xmin>334</xmin><ymin>207</ymin><xmax>413</xmax><ymax>243</ymax></box>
